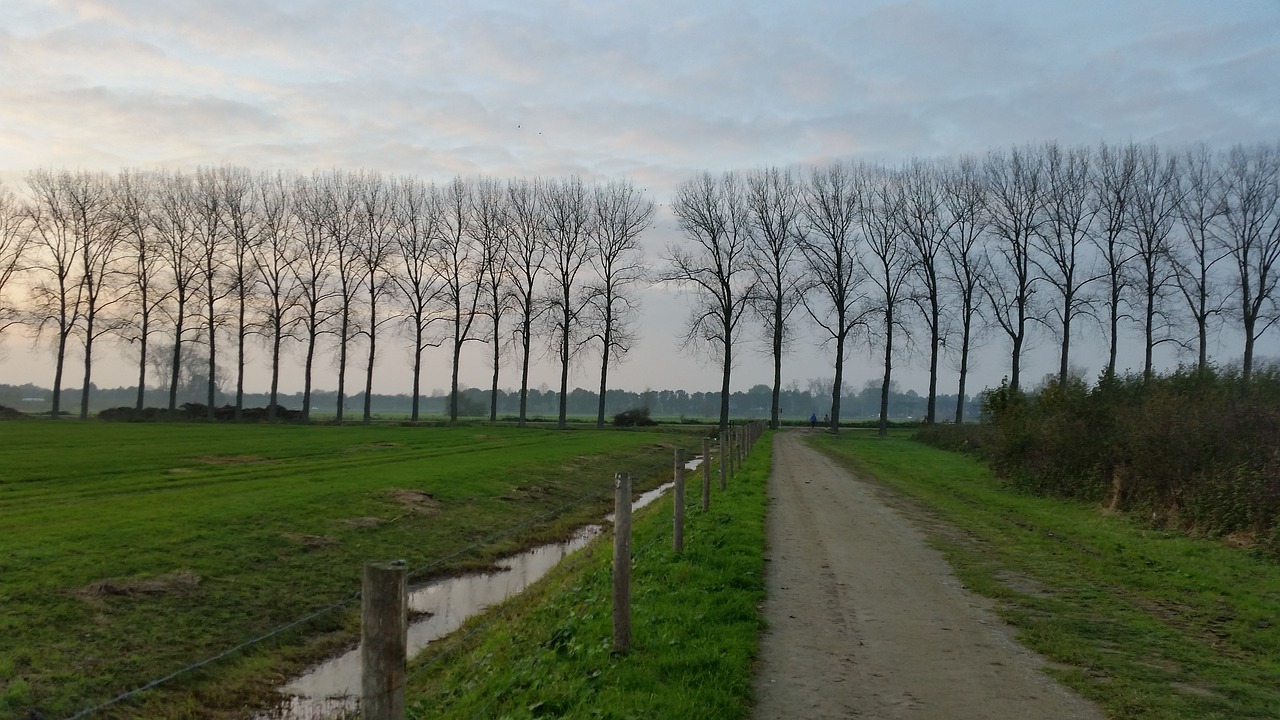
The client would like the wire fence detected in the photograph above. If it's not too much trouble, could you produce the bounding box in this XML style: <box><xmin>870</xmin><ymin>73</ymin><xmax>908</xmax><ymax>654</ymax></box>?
<box><xmin>60</xmin><ymin>452</ymin><xmax>682</xmax><ymax>720</ymax></box>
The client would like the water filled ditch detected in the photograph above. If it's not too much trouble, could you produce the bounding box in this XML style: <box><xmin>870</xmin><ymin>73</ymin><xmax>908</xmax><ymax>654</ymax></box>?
<box><xmin>266</xmin><ymin>456</ymin><xmax>703</xmax><ymax>719</ymax></box>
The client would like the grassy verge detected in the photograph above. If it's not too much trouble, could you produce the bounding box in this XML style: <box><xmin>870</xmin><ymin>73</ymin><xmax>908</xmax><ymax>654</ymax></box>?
<box><xmin>402</xmin><ymin>432</ymin><xmax>771</xmax><ymax>719</ymax></box>
<box><xmin>809</xmin><ymin>431</ymin><xmax>1280</xmax><ymax>720</ymax></box>
<box><xmin>1</xmin><ymin>422</ymin><xmax>707</xmax><ymax>718</ymax></box>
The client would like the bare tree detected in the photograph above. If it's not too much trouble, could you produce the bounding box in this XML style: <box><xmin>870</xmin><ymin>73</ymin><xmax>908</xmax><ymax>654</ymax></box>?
<box><xmin>472</xmin><ymin>177</ymin><xmax>513</xmax><ymax>422</ymax></box>
<box><xmin>799</xmin><ymin>162</ymin><xmax>866</xmax><ymax>432</ymax></box>
<box><xmin>389</xmin><ymin>175</ymin><xmax>445</xmax><ymax>421</ymax></box>
<box><xmin>291</xmin><ymin>172</ymin><xmax>339</xmax><ymax>421</ymax></box>
<box><xmin>153</xmin><ymin>170</ymin><xmax>202</xmax><ymax>412</ymax></box>
<box><xmin>1219</xmin><ymin>142</ymin><xmax>1280</xmax><ymax>382</ymax></box>
<box><xmin>505</xmin><ymin>177</ymin><xmax>548</xmax><ymax>427</ymax></box>
<box><xmin>940</xmin><ymin>156</ymin><xmax>990</xmax><ymax>422</ymax></box>
<box><xmin>321</xmin><ymin>171</ymin><xmax>365</xmax><ymax>423</ymax></box>
<box><xmin>898</xmin><ymin>158</ymin><xmax>950</xmax><ymax>423</ymax></box>
<box><xmin>541</xmin><ymin>176</ymin><xmax>595</xmax><ymax>429</ymax></box>
<box><xmin>434</xmin><ymin>176</ymin><xmax>484</xmax><ymax>421</ymax></box>
<box><xmin>664</xmin><ymin>171</ymin><xmax>756</xmax><ymax>436</ymax></box>
<box><xmin>1091</xmin><ymin>142</ymin><xmax>1138</xmax><ymax>379</ymax></box>
<box><xmin>192</xmin><ymin>167</ymin><xmax>231</xmax><ymax>418</ymax></box>
<box><xmin>355</xmin><ymin>171</ymin><xmax>397</xmax><ymax>423</ymax></box>
<box><xmin>249</xmin><ymin>171</ymin><xmax>301</xmax><ymax>420</ymax></box>
<box><xmin>1034</xmin><ymin>142</ymin><xmax>1099</xmax><ymax>386</ymax></box>
<box><xmin>860</xmin><ymin>165</ymin><xmax>913</xmax><ymax>437</ymax></box>
<box><xmin>112</xmin><ymin>169</ymin><xmax>168</xmax><ymax>411</ymax></box>
<box><xmin>217</xmin><ymin>166</ymin><xmax>263</xmax><ymax>420</ymax></box>
<box><xmin>744</xmin><ymin>166</ymin><xmax>804</xmax><ymax>430</ymax></box>
<box><xmin>982</xmin><ymin>146</ymin><xmax>1045</xmax><ymax>392</ymax></box>
<box><xmin>0</xmin><ymin>183</ymin><xmax>29</xmax><ymax>343</ymax></box>
<box><xmin>587</xmin><ymin>178</ymin><xmax>654</xmax><ymax>428</ymax></box>
<box><xmin>24</xmin><ymin>167</ymin><xmax>115</xmax><ymax>415</ymax></box>
<box><xmin>1127</xmin><ymin>145</ymin><xmax>1183</xmax><ymax>381</ymax></box>
<box><xmin>1173</xmin><ymin>144</ymin><xmax>1229</xmax><ymax>371</ymax></box>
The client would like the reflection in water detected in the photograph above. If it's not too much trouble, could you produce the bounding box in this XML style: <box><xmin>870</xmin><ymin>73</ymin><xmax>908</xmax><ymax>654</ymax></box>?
<box><xmin>266</xmin><ymin>463</ymin><xmax>698</xmax><ymax>719</ymax></box>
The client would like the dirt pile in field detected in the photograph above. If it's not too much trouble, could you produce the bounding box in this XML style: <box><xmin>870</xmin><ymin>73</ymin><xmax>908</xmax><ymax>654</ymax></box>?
<box><xmin>79</xmin><ymin>569</ymin><xmax>202</xmax><ymax>598</ymax></box>
<box><xmin>387</xmin><ymin>488</ymin><xmax>441</xmax><ymax>515</ymax></box>
<box><xmin>282</xmin><ymin>532</ymin><xmax>336</xmax><ymax>549</ymax></box>
<box><xmin>0</xmin><ymin>405</ymin><xmax>25</xmax><ymax>419</ymax></box>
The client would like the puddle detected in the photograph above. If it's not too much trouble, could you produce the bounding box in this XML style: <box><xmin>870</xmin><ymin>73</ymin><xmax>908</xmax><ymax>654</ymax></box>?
<box><xmin>264</xmin><ymin>465</ymin><xmax>696</xmax><ymax>719</ymax></box>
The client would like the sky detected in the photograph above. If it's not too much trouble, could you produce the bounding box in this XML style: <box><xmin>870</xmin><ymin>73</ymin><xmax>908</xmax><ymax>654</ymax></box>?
<box><xmin>1</xmin><ymin>0</ymin><xmax>1279</xmax><ymax>402</ymax></box>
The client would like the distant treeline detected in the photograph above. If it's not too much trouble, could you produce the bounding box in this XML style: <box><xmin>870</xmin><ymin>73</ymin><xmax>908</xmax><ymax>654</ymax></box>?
<box><xmin>0</xmin><ymin>381</ymin><xmax>980</xmax><ymax>421</ymax></box>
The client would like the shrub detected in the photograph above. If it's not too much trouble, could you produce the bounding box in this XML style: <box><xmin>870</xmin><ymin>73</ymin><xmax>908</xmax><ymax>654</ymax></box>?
<box><xmin>613</xmin><ymin>407</ymin><xmax>656</xmax><ymax>427</ymax></box>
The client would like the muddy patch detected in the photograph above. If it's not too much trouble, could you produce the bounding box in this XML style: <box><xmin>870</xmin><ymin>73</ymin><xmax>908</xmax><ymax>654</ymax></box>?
<box><xmin>500</xmin><ymin>484</ymin><xmax>547</xmax><ymax>502</ymax></box>
<box><xmin>282</xmin><ymin>532</ymin><xmax>337</xmax><ymax>550</ymax></box>
<box><xmin>79</xmin><ymin>570</ymin><xmax>202</xmax><ymax>600</ymax></box>
<box><xmin>386</xmin><ymin>488</ymin><xmax>441</xmax><ymax>515</ymax></box>
<box><xmin>339</xmin><ymin>516</ymin><xmax>387</xmax><ymax>528</ymax></box>
<box><xmin>195</xmin><ymin>454</ymin><xmax>272</xmax><ymax>465</ymax></box>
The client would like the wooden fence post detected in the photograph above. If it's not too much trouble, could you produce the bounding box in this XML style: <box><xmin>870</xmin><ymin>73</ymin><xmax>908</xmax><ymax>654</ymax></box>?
<box><xmin>674</xmin><ymin>448</ymin><xmax>685</xmax><ymax>552</ymax></box>
<box><xmin>701</xmin><ymin>437</ymin><xmax>711</xmax><ymax>511</ymax></box>
<box><xmin>719</xmin><ymin>433</ymin><xmax>727</xmax><ymax>490</ymax></box>
<box><xmin>362</xmin><ymin>559</ymin><xmax>407</xmax><ymax>720</ymax></box>
<box><xmin>613</xmin><ymin>472</ymin><xmax>632</xmax><ymax>654</ymax></box>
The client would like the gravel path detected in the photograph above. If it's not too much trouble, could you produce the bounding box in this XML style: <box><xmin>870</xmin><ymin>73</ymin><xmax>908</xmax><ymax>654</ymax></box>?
<box><xmin>751</xmin><ymin>431</ymin><xmax>1104</xmax><ymax>720</ymax></box>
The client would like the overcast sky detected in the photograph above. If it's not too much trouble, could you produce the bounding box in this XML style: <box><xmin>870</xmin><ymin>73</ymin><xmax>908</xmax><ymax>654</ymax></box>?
<box><xmin>1</xmin><ymin>0</ymin><xmax>1279</xmax><ymax>401</ymax></box>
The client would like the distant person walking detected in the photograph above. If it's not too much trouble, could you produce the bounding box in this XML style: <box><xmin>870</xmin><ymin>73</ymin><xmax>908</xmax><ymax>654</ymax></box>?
<box><xmin>809</xmin><ymin>412</ymin><xmax>817</xmax><ymax>429</ymax></box>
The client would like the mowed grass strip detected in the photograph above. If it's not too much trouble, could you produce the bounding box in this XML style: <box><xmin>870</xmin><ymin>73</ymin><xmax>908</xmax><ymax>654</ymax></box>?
<box><xmin>402</xmin><ymin>433</ymin><xmax>770</xmax><ymax>719</ymax></box>
<box><xmin>0</xmin><ymin>421</ymin><xmax>702</xmax><ymax>718</ymax></box>
<box><xmin>809</xmin><ymin>431</ymin><xmax>1280</xmax><ymax>720</ymax></box>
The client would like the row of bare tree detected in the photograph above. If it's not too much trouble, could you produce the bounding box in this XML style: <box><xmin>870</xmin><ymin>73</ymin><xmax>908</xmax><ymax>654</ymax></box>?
<box><xmin>0</xmin><ymin>169</ymin><xmax>653</xmax><ymax>426</ymax></box>
<box><xmin>663</xmin><ymin>141</ymin><xmax>1280</xmax><ymax>435</ymax></box>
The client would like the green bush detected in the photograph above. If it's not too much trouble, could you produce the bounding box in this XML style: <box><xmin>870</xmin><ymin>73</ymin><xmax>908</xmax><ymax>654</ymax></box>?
<box><xmin>937</xmin><ymin>366</ymin><xmax>1280</xmax><ymax>547</ymax></box>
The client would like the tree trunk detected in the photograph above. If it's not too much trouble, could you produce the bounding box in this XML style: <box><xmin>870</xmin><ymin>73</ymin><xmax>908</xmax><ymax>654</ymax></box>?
<box><xmin>410</xmin><ymin>325</ymin><xmax>423</xmax><ymax>422</ymax></box>
<box><xmin>235</xmin><ymin>296</ymin><xmax>246</xmax><ymax>421</ymax></box>
<box><xmin>450</xmin><ymin>335</ymin><xmax>462</xmax><ymax>422</ymax></box>
<box><xmin>363</xmin><ymin>305</ymin><xmax>376</xmax><ymax>423</ymax></box>
<box><xmin>926</xmin><ymin>299</ymin><xmax>939</xmax><ymax>424</ymax></box>
<box><xmin>956</xmin><ymin>314</ymin><xmax>971</xmax><ymax>424</ymax></box>
<box><xmin>771</xmin><ymin>301</ymin><xmax>783</xmax><ymax>430</ymax></box>
<box><xmin>335</xmin><ymin>309</ymin><xmax>348</xmax><ymax>423</ymax></box>
<box><xmin>879</xmin><ymin>307</ymin><xmax>892</xmax><ymax>437</ymax></box>
<box><xmin>596</xmin><ymin>322</ymin><xmax>611</xmax><ymax>429</ymax></box>
<box><xmin>519</xmin><ymin>318</ymin><xmax>531</xmax><ymax>428</ymax></box>
<box><xmin>1059</xmin><ymin>297</ymin><xmax>1072</xmax><ymax>386</ymax></box>
<box><xmin>207</xmin><ymin>298</ymin><xmax>216</xmax><ymax>420</ymax></box>
<box><xmin>135</xmin><ymin>315</ymin><xmax>148</xmax><ymax>412</ymax></box>
<box><xmin>718</xmin><ymin>316</ymin><xmax>732</xmax><ymax>437</ymax></box>
<box><xmin>269</xmin><ymin>324</ymin><xmax>281</xmax><ymax>421</ymax></box>
<box><xmin>169</xmin><ymin>313</ymin><xmax>183</xmax><ymax>411</ymax></box>
<box><xmin>80</xmin><ymin>315</ymin><xmax>94</xmax><ymax>420</ymax></box>
<box><xmin>302</xmin><ymin>329</ymin><xmax>315</xmax><ymax>422</ymax></box>
<box><xmin>557</xmin><ymin>313</ymin><xmax>570</xmax><ymax>430</ymax></box>
<box><xmin>490</xmin><ymin>322</ymin><xmax>500</xmax><ymax>422</ymax></box>
<box><xmin>831</xmin><ymin>332</ymin><xmax>845</xmax><ymax>434</ymax></box>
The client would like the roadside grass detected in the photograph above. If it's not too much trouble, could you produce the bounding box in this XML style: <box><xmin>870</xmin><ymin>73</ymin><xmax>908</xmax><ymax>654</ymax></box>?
<box><xmin>0</xmin><ymin>421</ymin><xmax>706</xmax><ymax>718</ymax></box>
<box><xmin>401</xmin><ymin>433</ymin><xmax>770</xmax><ymax>719</ymax></box>
<box><xmin>809</xmin><ymin>430</ymin><xmax>1280</xmax><ymax>720</ymax></box>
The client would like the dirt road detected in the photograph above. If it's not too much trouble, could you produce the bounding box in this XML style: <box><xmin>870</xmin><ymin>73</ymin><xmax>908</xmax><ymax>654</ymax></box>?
<box><xmin>751</xmin><ymin>431</ymin><xmax>1103</xmax><ymax>720</ymax></box>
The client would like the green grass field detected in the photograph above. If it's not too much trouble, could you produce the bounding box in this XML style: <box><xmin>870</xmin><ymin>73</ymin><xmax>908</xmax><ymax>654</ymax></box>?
<box><xmin>810</xmin><ymin>431</ymin><xmax>1280</xmax><ymax>720</ymax></box>
<box><xmin>0</xmin><ymin>421</ymin><xmax>706</xmax><ymax>717</ymax></box>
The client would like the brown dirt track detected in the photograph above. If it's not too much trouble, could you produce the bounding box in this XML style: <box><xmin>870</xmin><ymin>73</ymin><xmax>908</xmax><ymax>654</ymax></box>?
<box><xmin>751</xmin><ymin>431</ymin><xmax>1104</xmax><ymax>720</ymax></box>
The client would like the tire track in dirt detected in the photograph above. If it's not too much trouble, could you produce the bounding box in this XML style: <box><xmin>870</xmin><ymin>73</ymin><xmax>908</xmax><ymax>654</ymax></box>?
<box><xmin>752</xmin><ymin>431</ymin><xmax>1103</xmax><ymax>719</ymax></box>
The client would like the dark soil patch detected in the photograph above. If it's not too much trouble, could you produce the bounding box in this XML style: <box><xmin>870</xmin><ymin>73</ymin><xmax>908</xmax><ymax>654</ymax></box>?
<box><xmin>79</xmin><ymin>570</ymin><xmax>202</xmax><ymax>599</ymax></box>
<box><xmin>195</xmin><ymin>455</ymin><xmax>272</xmax><ymax>465</ymax></box>
<box><xmin>387</xmin><ymin>488</ymin><xmax>442</xmax><ymax>515</ymax></box>
<box><xmin>281</xmin><ymin>532</ymin><xmax>337</xmax><ymax>550</ymax></box>
<box><xmin>340</xmin><ymin>516</ymin><xmax>388</xmax><ymax>528</ymax></box>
